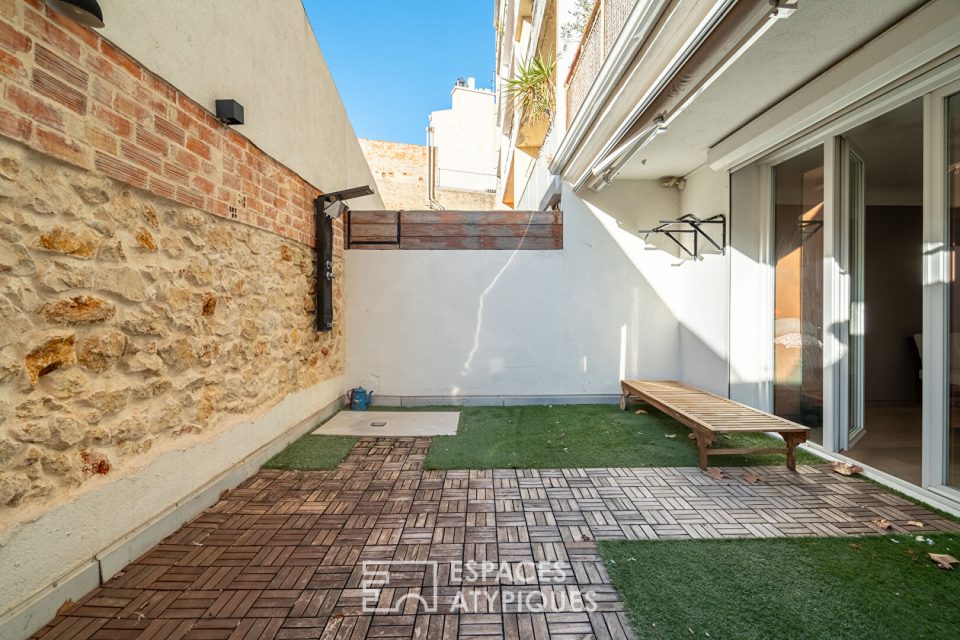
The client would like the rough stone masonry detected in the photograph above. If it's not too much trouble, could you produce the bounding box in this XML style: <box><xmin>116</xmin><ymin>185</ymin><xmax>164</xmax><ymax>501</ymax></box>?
<box><xmin>0</xmin><ymin>137</ymin><xmax>344</xmax><ymax>529</ymax></box>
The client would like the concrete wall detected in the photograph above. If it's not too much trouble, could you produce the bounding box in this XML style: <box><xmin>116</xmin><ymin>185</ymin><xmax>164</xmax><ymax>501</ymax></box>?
<box><xmin>98</xmin><ymin>0</ymin><xmax>381</xmax><ymax>211</ymax></box>
<box><xmin>346</xmin><ymin>180</ymin><xmax>682</xmax><ymax>399</ymax></box>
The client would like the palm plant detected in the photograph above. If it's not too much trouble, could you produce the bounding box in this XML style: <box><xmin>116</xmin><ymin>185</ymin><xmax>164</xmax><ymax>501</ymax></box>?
<box><xmin>504</xmin><ymin>55</ymin><xmax>557</xmax><ymax>122</ymax></box>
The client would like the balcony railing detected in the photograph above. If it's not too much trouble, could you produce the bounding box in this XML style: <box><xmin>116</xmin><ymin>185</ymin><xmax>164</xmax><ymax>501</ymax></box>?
<box><xmin>565</xmin><ymin>0</ymin><xmax>635</xmax><ymax>126</ymax></box>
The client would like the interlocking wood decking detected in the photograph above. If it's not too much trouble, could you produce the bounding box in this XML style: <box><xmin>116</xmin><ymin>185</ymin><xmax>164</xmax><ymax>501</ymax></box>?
<box><xmin>32</xmin><ymin>437</ymin><xmax>960</xmax><ymax>639</ymax></box>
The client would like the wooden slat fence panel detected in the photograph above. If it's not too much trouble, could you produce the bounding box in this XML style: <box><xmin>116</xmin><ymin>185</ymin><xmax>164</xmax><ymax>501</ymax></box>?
<box><xmin>346</xmin><ymin>210</ymin><xmax>562</xmax><ymax>250</ymax></box>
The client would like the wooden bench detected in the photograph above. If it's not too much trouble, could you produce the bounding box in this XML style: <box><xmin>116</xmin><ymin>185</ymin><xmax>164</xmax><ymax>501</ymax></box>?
<box><xmin>620</xmin><ymin>380</ymin><xmax>810</xmax><ymax>470</ymax></box>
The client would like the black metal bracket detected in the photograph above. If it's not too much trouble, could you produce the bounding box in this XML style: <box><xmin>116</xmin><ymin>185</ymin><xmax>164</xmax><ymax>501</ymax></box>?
<box><xmin>638</xmin><ymin>213</ymin><xmax>726</xmax><ymax>260</ymax></box>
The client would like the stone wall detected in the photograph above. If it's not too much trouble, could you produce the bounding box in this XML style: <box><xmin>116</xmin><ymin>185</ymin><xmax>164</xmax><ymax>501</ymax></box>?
<box><xmin>359</xmin><ymin>138</ymin><xmax>497</xmax><ymax>211</ymax></box>
<box><xmin>0</xmin><ymin>136</ymin><xmax>344</xmax><ymax>531</ymax></box>
<box><xmin>0</xmin><ymin>1</ymin><xmax>349</xmax><ymax>533</ymax></box>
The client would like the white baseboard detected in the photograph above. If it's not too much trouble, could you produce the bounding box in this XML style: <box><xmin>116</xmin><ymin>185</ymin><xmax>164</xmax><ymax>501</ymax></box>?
<box><xmin>360</xmin><ymin>393</ymin><xmax>621</xmax><ymax>407</ymax></box>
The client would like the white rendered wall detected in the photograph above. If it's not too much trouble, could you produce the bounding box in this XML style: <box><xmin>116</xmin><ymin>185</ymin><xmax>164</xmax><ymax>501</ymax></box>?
<box><xmin>728</xmin><ymin>164</ymin><xmax>770</xmax><ymax>409</ymax></box>
<box><xmin>346</xmin><ymin>181</ymin><xmax>682</xmax><ymax>398</ymax></box>
<box><xmin>430</xmin><ymin>86</ymin><xmax>498</xmax><ymax>192</ymax></box>
<box><xmin>99</xmin><ymin>0</ymin><xmax>382</xmax><ymax>210</ymax></box>
<box><xmin>676</xmin><ymin>166</ymin><xmax>731</xmax><ymax>396</ymax></box>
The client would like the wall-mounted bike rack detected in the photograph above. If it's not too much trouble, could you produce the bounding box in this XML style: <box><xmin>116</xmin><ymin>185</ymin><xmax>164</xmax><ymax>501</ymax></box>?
<box><xmin>638</xmin><ymin>213</ymin><xmax>726</xmax><ymax>260</ymax></box>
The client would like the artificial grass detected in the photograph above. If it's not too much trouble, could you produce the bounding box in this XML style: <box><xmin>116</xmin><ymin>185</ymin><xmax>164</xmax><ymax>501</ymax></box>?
<box><xmin>599</xmin><ymin>534</ymin><xmax>960</xmax><ymax>640</ymax></box>
<box><xmin>262</xmin><ymin>433</ymin><xmax>356</xmax><ymax>471</ymax></box>
<box><xmin>423</xmin><ymin>404</ymin><xmax>823</xmax><ymax>469</ymax></box>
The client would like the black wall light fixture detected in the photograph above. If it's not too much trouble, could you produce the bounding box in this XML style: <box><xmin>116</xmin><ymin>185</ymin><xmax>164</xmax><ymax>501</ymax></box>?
<box><xmin>314</xmin><ymin>186</ymin><xmax>373</xmax><ymax>331</ymax></box>
<box><xmin>45</xmin><ymin>0</ymin><xmax>104</xmax><ymax>28</ymax></box>
<box><xmin>215</xmin><ymin>100</ymin><xmax>245</xmax><ymax>125</ymax></box>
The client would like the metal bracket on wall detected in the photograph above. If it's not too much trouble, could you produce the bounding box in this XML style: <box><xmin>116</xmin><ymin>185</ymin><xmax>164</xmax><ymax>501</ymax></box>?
<box><xmin>638</xmin><ymin>213</ymin><xmax>726</xmax><ymax>260</ymax></box>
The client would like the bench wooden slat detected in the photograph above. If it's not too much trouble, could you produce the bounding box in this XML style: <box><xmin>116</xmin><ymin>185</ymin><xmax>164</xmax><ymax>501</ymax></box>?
<box><xmin>621</xmin><ymin>380</ymin><xmax>809</xmax><ymax>470</ymax></box>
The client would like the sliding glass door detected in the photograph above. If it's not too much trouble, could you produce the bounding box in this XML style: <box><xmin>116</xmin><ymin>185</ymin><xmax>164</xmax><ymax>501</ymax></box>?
<box><xmin>948</xmin><ymin>91</ymin><xmax>960</xmax><ymax>488</ymax></box>
<box><xmin>760</xmin><ymin>71</ymin><xmax>960</xmax><ymax>497</ymax></box>
<box><xmin>772</xmin><ymin>147</ymin><xmax>824</xmax><ymax>444</ymax></box>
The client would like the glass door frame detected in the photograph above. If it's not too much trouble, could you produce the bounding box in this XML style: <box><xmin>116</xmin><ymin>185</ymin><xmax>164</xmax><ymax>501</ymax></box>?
<box><xmin>836</xmin><ymin>139</ymin><xmax>866</xmax><ymax>451</ymax></box>
<box><xmin>751</xmin><ymin>61</ymin><xmax>960</xmax><ymax>495</ymax></box>
<box><xmin>921</xmin><ymin>78</ymin><xmax>959</xmax><ymax>490</ymax></box>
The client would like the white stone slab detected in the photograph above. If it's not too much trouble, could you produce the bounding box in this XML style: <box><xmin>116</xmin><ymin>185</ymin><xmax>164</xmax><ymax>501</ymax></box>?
<box><xmin>313</xmin><ymin>411</ymin><xmax>460</xmax><ymax>436</ymax></box>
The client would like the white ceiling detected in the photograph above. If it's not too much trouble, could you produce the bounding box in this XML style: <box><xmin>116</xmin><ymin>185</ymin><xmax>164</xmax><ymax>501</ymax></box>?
<box><xmin>616</xmin><ymin>0</ymin><xmax>926</xmax><ymax>180</ymax></box>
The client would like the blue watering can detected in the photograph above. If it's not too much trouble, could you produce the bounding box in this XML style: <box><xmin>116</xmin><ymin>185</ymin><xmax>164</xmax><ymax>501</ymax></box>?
<box><xmin>348</xmin><ymin>386</ymin><xmax>373</xmax><ymax>410</ymax></box>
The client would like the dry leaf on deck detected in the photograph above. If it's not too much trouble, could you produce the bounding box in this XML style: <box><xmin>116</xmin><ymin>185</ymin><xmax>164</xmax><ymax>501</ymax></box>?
<box><xmin>705</xmin><ymin>468</ymin><xmax>728</xmax><ymax>480</ymax></box>
<box><xmin>665</xmin><ymin>434</ymin><xmax>677</xmax><ymax>439</ymax></box>
<box><xmin>928</xmin><ymin>553</ymin><xmax>959</xmax><ymax>570</ymax></box>
<box><xmin>635</xmin><ymin>409</ymin><xmax>647</xmax><ymax>414</ymax></box>
<box><xmin>741</xmin><ymin>473</ymin><xmax>765</xmax><ymax>485</ymax></box>
<box><xmin>830</xmin><ymin>461</ymin><xmax>864</xmax><ymax>476</ymax></box>
<box><xmin>871</xmin><ymin>518</ymin><xmax>893</xmax><ymax>531</ymax></box>
<box><xmin>907</xmin><ymin>520</ymin><xmax>925</xmax><ymax>528</ymax></box>
<box><xmin>57</xmin><ymin>599</ymin><xmax>74</xmax><ymax>616</ymax></box>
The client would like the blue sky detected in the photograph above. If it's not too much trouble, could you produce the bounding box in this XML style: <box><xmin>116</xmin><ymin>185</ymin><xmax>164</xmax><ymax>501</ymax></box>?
<box><xmin>303</xmin><ymin>1</ymin><xmax>495</xmax><ymax>145</ymax></box>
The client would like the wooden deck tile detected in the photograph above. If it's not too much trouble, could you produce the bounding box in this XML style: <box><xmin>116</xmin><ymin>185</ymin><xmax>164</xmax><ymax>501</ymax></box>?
<box><xmin>30</xmin><ymin>437</ymin><xmax>959</xmax><ymax>640</ymax></box>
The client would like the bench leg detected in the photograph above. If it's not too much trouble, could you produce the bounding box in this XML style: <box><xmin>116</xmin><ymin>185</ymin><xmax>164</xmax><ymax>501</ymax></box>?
<box><xmin>784</xmin><ymin>434</ymin><xmax>801</xmax><ymax>471</ymax></box>
<box><xmin>619</xmin><ymin>392</ymin><xmax>629</xmax><ymax>411</ymax></box>
<box><xmin>695</xmin><ymin>432</ymin><xmax>713</xmax><ymax>470</ymax></box>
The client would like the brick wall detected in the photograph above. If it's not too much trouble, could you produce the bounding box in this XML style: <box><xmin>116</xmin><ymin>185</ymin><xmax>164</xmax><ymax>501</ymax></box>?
<box><xmin>359</xmin><ymin>138</ymin><xmax>496</xmax><ymax>211</ymax></box>
<box><xmin>0</xmin><ymin>0</ymin><xmax>336</xmax><ymax>248</ymax></box>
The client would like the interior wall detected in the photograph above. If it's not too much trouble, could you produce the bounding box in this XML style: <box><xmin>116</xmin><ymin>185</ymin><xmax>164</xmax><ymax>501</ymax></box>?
<box><xmin>864</xmin><ymin>205</ymin><xmax>923</xmax><ymax>402</ymax></box>
<box><xmin>345</xmin><ymin>180</ymin><xmax>683</xmax><ymax>398</ymax></box>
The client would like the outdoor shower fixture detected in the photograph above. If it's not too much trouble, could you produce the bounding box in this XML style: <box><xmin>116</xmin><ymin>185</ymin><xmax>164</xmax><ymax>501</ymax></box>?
<box><xmin>45</xmin><ymin>0</ymin><xmax>104</xmax><ymax>28</ymax></box>
<box><xmin>313</xmin><ymin>186</ymin><xmax>373</xmax><ymax>331</ymax></box>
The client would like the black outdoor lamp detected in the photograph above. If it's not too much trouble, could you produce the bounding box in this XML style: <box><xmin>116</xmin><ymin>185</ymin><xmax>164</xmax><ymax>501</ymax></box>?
<box><xmin>215</xmin><ymin>100</ymin><xmax>245</xmax><ymax>125</ymax></box>
<box><xmin>314</xmin><ymin>186</ymin><xmax>374</xmax><ymax>331</ymax></box>
<box><xmin>45</xmin><ymin>0</ymin><xmax>104</xmax><ymax>28</ymax></box>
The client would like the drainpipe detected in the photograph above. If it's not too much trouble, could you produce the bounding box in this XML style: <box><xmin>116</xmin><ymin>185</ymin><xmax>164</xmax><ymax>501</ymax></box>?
<box><xmin>426</xmin><ymin>126</ymin><xmax>444</xmax><ymax>210</ymax></box>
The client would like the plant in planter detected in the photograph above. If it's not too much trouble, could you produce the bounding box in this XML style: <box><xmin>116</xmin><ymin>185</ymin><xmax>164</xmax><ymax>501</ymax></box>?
<box><xmin>504</xmin><ymin>55</ymin><xmax>557</xmax><ymax>124</ymax></box>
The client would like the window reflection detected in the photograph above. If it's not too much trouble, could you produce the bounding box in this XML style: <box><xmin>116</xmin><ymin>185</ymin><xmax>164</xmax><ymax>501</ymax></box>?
<box><xmin>773</xmin><ymin>147</ymin><xmax>825</xmax><ymax>443</ymax></box>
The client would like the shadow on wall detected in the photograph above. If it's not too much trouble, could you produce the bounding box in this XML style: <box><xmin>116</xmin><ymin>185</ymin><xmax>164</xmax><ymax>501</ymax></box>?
<box><xmin>346</xmin><ymin>177</ymin><xmax>736</xmax><ymax>398</ymax></box>
<box><xmin>581</xmin><ymin>175</ymin><xmax>733</xmax><ymax>397</ymax></box>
